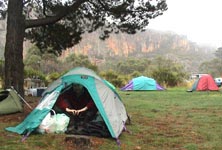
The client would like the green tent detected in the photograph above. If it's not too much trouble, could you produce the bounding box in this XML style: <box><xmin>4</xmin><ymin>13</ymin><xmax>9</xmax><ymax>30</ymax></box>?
<box><xmin>6</xmin><ymin>67</ymin><xmax>128</xmax><ymax>139</ymax></box>
<box><xmin>0</xmin><ymin>89</ymin><xmax>23</xmax><ymax>115</ymax></box>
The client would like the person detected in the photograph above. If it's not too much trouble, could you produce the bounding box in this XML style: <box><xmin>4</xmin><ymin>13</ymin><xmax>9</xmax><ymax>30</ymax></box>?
<box><xmin>55</xmin><ymin>83</ymin><xmax>98</xmax><ymax>133</ymax></box>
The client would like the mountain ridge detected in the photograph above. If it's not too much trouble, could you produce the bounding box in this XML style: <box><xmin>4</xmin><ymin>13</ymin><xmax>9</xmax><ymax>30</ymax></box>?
<box><xmin>0</xmin><ymin>19</ymin><xmax>216</xmax><ymax>73</ymax></box>
<box><xmin>61</xmin><ymin>30</ymin><xmax>216</xmax><ymax>73</ymax></box>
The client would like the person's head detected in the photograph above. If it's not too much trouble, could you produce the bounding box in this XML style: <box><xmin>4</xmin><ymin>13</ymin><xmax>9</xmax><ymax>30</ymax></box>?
<box><xmin>72</xmin><ymin>84</ymin><xmax>84</xmax><ymax>94</ymax></box>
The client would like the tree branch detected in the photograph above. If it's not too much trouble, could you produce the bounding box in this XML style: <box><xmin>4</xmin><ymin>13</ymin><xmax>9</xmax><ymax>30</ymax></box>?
<box><xmin>25</xmin><ymin>0</ymin><xmax>88</xmax><ymax>29</ymax></box>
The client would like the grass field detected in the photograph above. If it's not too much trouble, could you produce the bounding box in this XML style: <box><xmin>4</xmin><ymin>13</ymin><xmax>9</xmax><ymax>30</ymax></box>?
<box><xmin>1</xmin><ymin>87</ymin><xmax>222</xmax><ymax>150</ymax></box>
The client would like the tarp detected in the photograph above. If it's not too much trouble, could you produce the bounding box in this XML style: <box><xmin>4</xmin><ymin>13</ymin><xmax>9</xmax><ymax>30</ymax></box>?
<box><xmin>121</xmin><ymin>76</ymin><xmax>164</xmax><ymax>91</ymax></box>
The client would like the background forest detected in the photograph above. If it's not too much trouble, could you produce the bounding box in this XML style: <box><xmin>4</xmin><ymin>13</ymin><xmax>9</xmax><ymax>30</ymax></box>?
<box><xmin>0</xmin><ymin>19</ymin><xmax>221</xmax><ymax>88</ymax></box>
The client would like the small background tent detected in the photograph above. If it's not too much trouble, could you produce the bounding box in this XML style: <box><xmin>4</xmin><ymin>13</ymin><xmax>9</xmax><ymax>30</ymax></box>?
<box><xmin>0</xmin><ymin>89</ymin><xmax>23</xmax><ymax>115</ymax></box>
<box><xmin>121</xmin><ymin>76</ymin><xmax>164</xmax><ymax>91</ymax></box>
<box><xmin>188</xmin><ymin>74</ymin><xmax>219</xmax><ymax>91</ymax></box>
<box><xmin>6</xmin><ymin>67</ymin><xmax>128</xmax><ymax>139</ymax></box>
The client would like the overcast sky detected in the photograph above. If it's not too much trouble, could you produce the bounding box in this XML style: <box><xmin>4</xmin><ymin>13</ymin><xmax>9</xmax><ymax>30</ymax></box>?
<box><xmin>148</xmin><ymin>0</ymin><xmax>222</xmax><ymax>47</ymax></box>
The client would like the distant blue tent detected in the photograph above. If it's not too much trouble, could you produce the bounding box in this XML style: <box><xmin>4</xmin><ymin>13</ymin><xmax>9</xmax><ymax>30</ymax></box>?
<box><xmin>121</xmin><ymin>76</ymin><xmax>164</xmax><ymax>91</ymax></box>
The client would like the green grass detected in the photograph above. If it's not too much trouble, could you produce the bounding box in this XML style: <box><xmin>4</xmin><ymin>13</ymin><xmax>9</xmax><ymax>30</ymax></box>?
<box><xmin>1</xmin><ymin>87</ymin><xmax>222</xmax><ymax>150</ymax></box>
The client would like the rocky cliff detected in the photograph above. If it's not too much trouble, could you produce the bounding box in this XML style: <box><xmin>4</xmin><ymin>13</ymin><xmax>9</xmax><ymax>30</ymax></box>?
<box><xmin>61</xmin><ymin>30</ymin><xmax>216</xmax><ymax>73</ymax></box>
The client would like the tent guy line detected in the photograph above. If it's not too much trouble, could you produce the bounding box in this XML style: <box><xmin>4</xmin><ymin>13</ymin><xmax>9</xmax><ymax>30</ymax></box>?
<box><xmin>11</xmin><ymin>86</ymin><xmax>33</xmax><ymax>110</ymax></box>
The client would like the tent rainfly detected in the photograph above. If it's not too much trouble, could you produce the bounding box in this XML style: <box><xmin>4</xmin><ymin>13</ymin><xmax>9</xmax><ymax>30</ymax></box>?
<box><xmin>5</xmin><ymin>67</ymin><xmax>128</xmax><ymax>141</ymax></box>
<box><xmin>188</xmin><ymin>74</ymin><xmax>219</xmax><ymax>92</ymax></box>
<box><xmin>121</xmin><ymin>76</ymin><xmax>164</xmax><ymax>91</ymax></box>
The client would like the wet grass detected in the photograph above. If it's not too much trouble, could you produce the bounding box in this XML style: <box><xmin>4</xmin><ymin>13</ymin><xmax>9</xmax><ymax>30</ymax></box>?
<box><xmin>1</xmin><ymin>87</ymin><xmax>222</xmax><ymax>150</ymax></box>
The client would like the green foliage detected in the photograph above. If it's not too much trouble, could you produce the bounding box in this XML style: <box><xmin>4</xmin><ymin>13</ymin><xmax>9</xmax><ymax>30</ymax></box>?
<box><xmin>130</xmin><ymin>71</ymin><xmax>143</xmax><ymax>78</ymax></box>
<box><xmin>24</xmin><ymin>46</ymin><xmax>62</xmax><ymax>79</ymax></box>
<box><xmin>64</xmin><ymin>53</ymin><xmax>98</xmax><ymax>72</ymax></box>
<box><xmin>24</xmin><ymin>67</ymin><xmax>45</xmax><ymax>81</ymax></box>
<box><xmin>151</xmin><ymin>57</ymin><xmax>188</xmax><ymax>86</ymax></box>
<box><xmin>199</xmin><ymin>59</ymin><xmax>222</xmax><ymax>77</ymax></box>
<box><xmin>215</xmin><ymin>47</ymin><xmax>222</xmax><ymax>60</ymax></box>
<box><xmin>3</xmin><ymin>0</ymin><xmax>168</xmax><ymax>97</ymax></box>
<box><xmin>24</xmin><ymin>46</ymin><xmax>98</xmax><ymax>86</ymax></box>
<box><xmin>40</xmin><ymin>53</ymin><xmax>63</xmax><ymax>74</ymax></box>
<box><xmin>46</xmin><ymin>72</ymin><xmax>62</xmax><ymax>84</ymax></box>
<box><xmin>100</xmin><ymin>70</ymin><xmax>118</xmax><ymax>80</ymax></box>
<box><xmin>24</xmin><ymin>46</ymin><xmax>42</xmax><ymax>71</ymax></box>
<box><xmin>23</xmin><ymin>0</ymin><xmax>167</xmax><ymax>54</ymax></box>
<box><xmin>116</xmin><ymin>58</ymin><xmax>151</xmax><ymax>75</ymax></box>
<box><xmin>25</xmin><ymin>45</ymin><xmax>42</xmax><ymax>58</ymax></box>
<box><xmin>100</xmin><ymin>70</ymin><xmax>130</xmax><ymax>87</ymax></box>
<box><xmin>60</xmin><ymin>30</ymin><xmax>216</xmax><ymax>74</ymax></box>
<box><xmin>199</xmin><ymin>47</ymin><xmax>222</xmax><ymax>77</ymax></box>
<box><xmin>24</xmin><ymin>46</ymin><xmax>191</xmax><ymax>88</ymax></box>
<box><xmin>99</xmin><ymin>56</ymin><xmax>189</xmax><ymax>88</ymax></box>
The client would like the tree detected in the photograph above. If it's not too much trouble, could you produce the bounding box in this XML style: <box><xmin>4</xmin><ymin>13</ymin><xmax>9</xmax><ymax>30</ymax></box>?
<box><xmin>214</xmin><ymin>47</ymin><xmax>222</xmax><ymax>76</ymax></box>
<box><xmin>215</xmin><ymin>47</ymin><xmax>222</xmax><ymax>60</ymax></box>
<box><xmin>199</xmin><ymin>59</ymin><xmax>221</xmax><ymax>77</ymax></box>
<box><xmin>151</xmin><ymin>57</ymin><xmax>188</xmax><ymax>87</ymax></box>
<box><xmin>24</xmin><ymin>46</ymin><xmax>62</xmax><ymax>76</ymax></box>
<box><xmin>116</xmin><ymin>57</ymin><xmax>151</xmax><ymax>74</ymax></box>
<box><xmin>64</xmin><ymin>53</ymin><xmax>98</xmax><ymax>71</ymax></box>
<box><xmin>199</xmin><ymin>47</ymin><xmax>222</xmax><ymax>77</ymax></box>
<box><xmin>0</xmin><ymin>0</ymin><xmax>167</xmax><ymax>96</ymax></box>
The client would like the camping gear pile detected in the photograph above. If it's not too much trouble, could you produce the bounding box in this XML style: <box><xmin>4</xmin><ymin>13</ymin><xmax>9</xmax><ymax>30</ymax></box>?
<box><xmin>5</xmin><ymin>67</ymin><xmax>129</xmax><ymax>141</ymax></box>
<box><xmin>36</xmin><ymin>109</ymin><xmax>70</xmax><ymax>134</ymax></box>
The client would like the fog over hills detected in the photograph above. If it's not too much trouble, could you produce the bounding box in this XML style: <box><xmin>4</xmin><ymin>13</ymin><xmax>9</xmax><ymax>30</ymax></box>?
<box><xmin>0</xmin><ymin>19</ymin><xmax>216</xmax><ymax>73</ymax></box>
<box><xmin>61</xmin><ymin>30</ymin><xmax>216</xmax><ymax>73</ymax></box>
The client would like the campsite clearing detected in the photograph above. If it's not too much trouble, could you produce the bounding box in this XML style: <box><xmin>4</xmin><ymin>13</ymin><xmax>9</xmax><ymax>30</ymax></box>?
<box><xmin>1</xmin><ymin>87</ymin><xmax>222</xmax><ymax>150</ymax></box>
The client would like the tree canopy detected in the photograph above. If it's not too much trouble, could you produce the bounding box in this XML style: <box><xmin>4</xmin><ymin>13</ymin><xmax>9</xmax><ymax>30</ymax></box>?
<box><xmin>24</xmin><ymin>0</ymin><xmax>168</xmax><ymax>55</ymax></box>
<box><xmin>0</xmin><ymin>0</ymin><xmax>167</xmax><ymax>96</ymax></box>
<box><xmin>199</xmin><ymin>47</ymin><xmax>222</xmax><ymax>77</ymax></box>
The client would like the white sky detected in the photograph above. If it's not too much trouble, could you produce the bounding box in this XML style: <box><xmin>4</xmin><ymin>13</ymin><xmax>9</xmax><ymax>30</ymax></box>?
<box><xmin>148</xmin><ymin>0</ymin><xmax>222</xmax><ymax>47</ymax></box>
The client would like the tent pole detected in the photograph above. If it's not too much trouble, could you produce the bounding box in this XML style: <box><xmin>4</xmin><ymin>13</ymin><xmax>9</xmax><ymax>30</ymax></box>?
<box><xmin>11</xmin><ymin>86</ymin><xmax>33</xmax><ymax>110</ymax></box>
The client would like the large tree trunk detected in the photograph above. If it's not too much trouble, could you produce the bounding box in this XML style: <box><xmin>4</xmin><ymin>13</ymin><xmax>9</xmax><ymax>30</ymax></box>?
<box><xmin>4</xmin><ymin>0</ymin><xmax>25</xmax><ymax>97</ymax></box>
